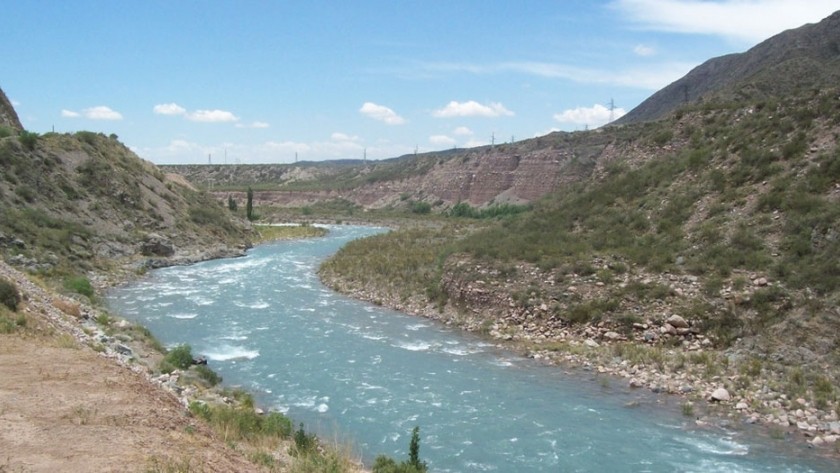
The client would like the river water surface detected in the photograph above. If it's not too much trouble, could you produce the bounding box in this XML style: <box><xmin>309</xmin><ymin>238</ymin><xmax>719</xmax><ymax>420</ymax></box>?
<box><xmin>107</xmin><ymin>225</ymin><xmax>836</xmax><ymax>472</ymax></box>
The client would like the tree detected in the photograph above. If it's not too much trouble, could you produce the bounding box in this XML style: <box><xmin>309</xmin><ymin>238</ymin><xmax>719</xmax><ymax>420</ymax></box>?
<box><xmin>408</xmin><ymin>426</ymin><xmax>427</xmax><ymax>471</ymax></box>
<box><xmin>372</xmin><ymin>426</ymin><xmax>427</xmax><ymax>473</ymax></box>
<box><xmin>246</xmin><ymin>187</ymin><xmax>254</xmax><ymax>221</ymax></box>
<box><xmin>228</xmin><ymin>195</ymin><xmax>237</xmax><ymax>211</ymax></box>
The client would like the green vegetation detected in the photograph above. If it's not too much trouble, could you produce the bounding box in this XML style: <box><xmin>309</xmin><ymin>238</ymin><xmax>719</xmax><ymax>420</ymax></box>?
<box><xmin>246</xmin><ymin>186</ymin><xmax>255</xmax><ymax>221</ymax></box>
<box><xmin>0</xmin><ymin>278</ymin><xmax>20</xmax><ymax>311</ymax></box>
<box><xmin>252</xmin><ymin>223</ymin><xmax>327</xmax><ymax>243</ymax></box>
<box><xmin>18</xmin><ymin>130</ymin><xmax>39</xmax><ymax>150</ymax></box>
<box><xmin>159</xmin><ymin>344</ymin><xmax>194</xmax><ymax>373</ymax></box>
<box><xmin>64</xmin><ymin>275</ymin><xmax>94</xmax><ymax>298</ymax></box>
<box><xmin>373</xmin><ymin>426</ymin><xmax>428</xmax><ymax>473</ymax></box>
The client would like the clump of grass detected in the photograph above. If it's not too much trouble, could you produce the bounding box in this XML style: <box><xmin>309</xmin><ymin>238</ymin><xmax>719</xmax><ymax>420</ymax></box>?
<box><xmin>681</xmin><ymin>402</ymin><xmax>695</xmax><ymax>417</ymax></box>
<box><xmin>194</xmin><ymin>365</ymin><xmax>222</xmax><ymax>387</ymax></box>
<box><xmin>188</xmin><ymin>401</ymin><xmax>293</xmax><ymax>443</ymax></box>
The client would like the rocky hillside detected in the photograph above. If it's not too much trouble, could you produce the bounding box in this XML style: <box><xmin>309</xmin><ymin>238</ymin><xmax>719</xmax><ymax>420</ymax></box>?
<box><xmin>0</xmin><ymin>92</ymin><xmax>251</xmax><ymax>278</ymax></box>
<box><xmin>615</xmin><ymin>10</ymin><xmax>840</xmax><ymax>125</ymax></box>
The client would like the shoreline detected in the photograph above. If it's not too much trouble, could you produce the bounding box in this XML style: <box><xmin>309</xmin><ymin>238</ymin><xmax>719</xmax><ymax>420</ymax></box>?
<box><xmin>318</xmin><ymin>266</ymin><xmax>840</xmax><ymax>459</ymax></box>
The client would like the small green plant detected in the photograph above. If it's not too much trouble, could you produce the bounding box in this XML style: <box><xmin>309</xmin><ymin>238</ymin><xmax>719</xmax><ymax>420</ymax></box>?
<box><xmin>95</xmin><ymin>312</ymin><xmax>111</xmax><ymax>326</ymax></box>
<box><xmin>0</xmin><ymin>278</ymin><xmax>21</xmax><ymax>311</ymax></box>
<box><xmin>681</xmin><ymin>402</ymin><xmax>695</xmax><ymax>417</ymax></box>
<box><xmin>160</xmin><ymin>344</ymin><xmax>194</xmax><ymax>373</ymax></box>
<box><xmin>293</xmin><ymin>422</ymin><xmax>317</xmax><ymax>454</ymax></box>
<box><xmin>64</xmin><ymin>275</ymin><xmax>94</xmax><ymax>298</ymax></box>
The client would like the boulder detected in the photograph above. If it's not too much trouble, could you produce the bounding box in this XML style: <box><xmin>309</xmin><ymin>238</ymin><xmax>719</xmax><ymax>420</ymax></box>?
<box><xmin>666</xmin><ymin>314</ymin><xmax>689</xmax><ymax>329</ymax></box>
<box><xmin>710</xmin><ymin>388</ymin><xmax>731</xmax><ymax>402</ymax></box>
<box><xmin>584</xmin><ymin>339</ymin><xmax>600</xmax><ymax>348</ymax></box>
<box><xmin>735</xmin><ymin>402</ymin><xmax>749</xmax><ymax>410</ymax></box>
<box><xmin>603</xmin><ymin>331</ymin><xmax>621</xmax><ymax>341</ymax></box>
<box><xmin>114</xmin><ymin>344</ymin><xmax>133</xmax><ymax>356</ymax></box>
<box><xmin>141</xmin><ymin>233</ymin><xmax>175</xmax><ymax>257</ymax></box>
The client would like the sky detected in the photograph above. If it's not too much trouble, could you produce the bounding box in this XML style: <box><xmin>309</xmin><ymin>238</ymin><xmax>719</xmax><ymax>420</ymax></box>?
<box><xmin>3</xmin><ymin>0</ymin><xmax>839</xmax><ymax>164</ymax></box>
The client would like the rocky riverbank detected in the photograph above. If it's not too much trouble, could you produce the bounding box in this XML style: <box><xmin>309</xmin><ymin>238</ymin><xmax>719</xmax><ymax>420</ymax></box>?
<box><xmin>320</xmin><ymin>257</ymin><xmax>840</xmax><ymax>455</ymax></box>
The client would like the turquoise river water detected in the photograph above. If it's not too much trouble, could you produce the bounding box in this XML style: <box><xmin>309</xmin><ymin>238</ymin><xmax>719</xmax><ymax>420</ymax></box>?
<box><xmin>106</xmin><ymin>225</ymin><xmax>837</xmax><ymax>472</ymax></box>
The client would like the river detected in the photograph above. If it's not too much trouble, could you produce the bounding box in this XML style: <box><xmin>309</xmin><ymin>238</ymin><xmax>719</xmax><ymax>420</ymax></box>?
<box><xmin>106</xmin><ymin>225</ymin><xmax>836</xmax><ymax>472</ymax></box>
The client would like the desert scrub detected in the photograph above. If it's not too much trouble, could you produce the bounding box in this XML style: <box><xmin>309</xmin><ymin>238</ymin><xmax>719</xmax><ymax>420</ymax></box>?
<box><xmin>0</xmin><ymin>278</ymin><xmax>21</xmax><ymax>311</ymax></box>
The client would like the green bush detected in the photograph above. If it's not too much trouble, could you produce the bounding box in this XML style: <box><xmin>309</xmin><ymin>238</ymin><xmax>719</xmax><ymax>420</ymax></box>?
<box><xmin>64</xmin><ymin>276</ymin><xmax>94</xmax><ymax>298</ymax></box>
<box><xmin>18</xmin><ymin>130</ymin><xmax>39</xmax><ymax>150</ymax></box>
<box><xmin>0</xmin><ymin>278</ymin><xmax>21</xmax><ymax>311</ymax></box>
<box><xmin>161</xmin><ymin>344</ymin><xmax>194</xmax><ymax>372</ymax></box>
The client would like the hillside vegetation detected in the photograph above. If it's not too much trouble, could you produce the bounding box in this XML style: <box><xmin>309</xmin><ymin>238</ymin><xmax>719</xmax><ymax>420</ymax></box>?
<box><xmin>0</xmin><ymin>117</ymin><xmax>251</xmax><ymax>281</ymax></box>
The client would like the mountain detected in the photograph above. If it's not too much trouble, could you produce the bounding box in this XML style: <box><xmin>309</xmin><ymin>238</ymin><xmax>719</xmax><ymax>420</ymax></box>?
<box><xmin>0</xmin><ymin>87</ymin><xmax>23</xmax><ymax>132</ymax></box>
<box><xmin>615</xmin><ymin>10</ymin><xmax>840</xmax><ymax>125</ymax></box>
<box><xmin>0</xmin><ymin>98</ymin><xmax>251</xmax><ymax>279</ymax></box>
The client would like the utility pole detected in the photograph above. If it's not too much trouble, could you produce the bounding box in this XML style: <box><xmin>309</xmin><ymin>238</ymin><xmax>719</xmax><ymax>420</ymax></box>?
<box><xmin>608</xmin><ymin>98</ymin><xmax>616</xmax><ymax>123</ymax></box>
<box><xmin>295</xmin><ymin>152</ymin><xmax>298</xmax><ymax>163</ymax></box>
<box><xmin>208</xmin><ymin>153</ymin><xmax>211</xmax><ymax>165</ymax></box>
<box><xmin>491</xmin><ymin>132</ymin><xmax>495</xmax><ymax>148</ymax></box>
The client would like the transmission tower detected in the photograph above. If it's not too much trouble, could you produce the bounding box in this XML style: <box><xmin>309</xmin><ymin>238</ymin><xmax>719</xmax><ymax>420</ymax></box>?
<box><xmin>608</xmin><ymin>98</ymin><xmax>616</xmax><ymax>123</ymax></box>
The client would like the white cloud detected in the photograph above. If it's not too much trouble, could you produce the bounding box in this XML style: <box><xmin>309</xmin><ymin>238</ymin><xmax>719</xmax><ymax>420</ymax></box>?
<box><xmin>82</xmin><ymin>106</ymin><xmax>123</xmax><ymax>120</ymax></box>
<box><xmin>453</xmin><ymin>126</ymin><xmax>473</xmax><ymax>136</ymax></box>
<box><xmin>153</xmin><ymin>103</ymin><xmax>187</xmax><ymax>115</ymax></box>
<box><xmin>553</xmin><ymin>104</ymin><xmax>627</xmax><ymax>127</ymax></box>
<box><xmin>433</xmin><ymin>100</ymin><xmax>514</xmax><ymax>118</ymax></box>
<box><xmin>236</xmin><ymin>121</ymin><xmax>270</xmax><ymax>129</ymax></box>
<box><xmin>464</xmin><ymin>138</ymin><xmax>487</xmax><ymax>148</ymax></box>
<box><xmin>359</xmin><ymin>102</ymin><xmax>406</xmax><ymax>125</ymax></box>
<box><xmin>186</xmin><ymin>109</ymin><xmax>239</xmax><ymax>123</ymax></box>
<box><xmin>61</xmin><ymin>109</ymin><xmax>80</xmax><ymax>118</ymax></box>
<box><xmin>633</xmin><ymin>44</ymin><xmax>656</xmax><ymax>56</ymax></box>
<box><xmin>611</xmin><ymin>0</ymin><xmax>840</xmax><ymax>44</ymax></box>
<box><xmin>429</xmin><ymin>134</ymin><xmax>456</xmax><ymax>146</ymax></box>
<box><xmin>331</xmin><ymin>132</ymin><xmax>361</xmax><ymax>142</ymax></box>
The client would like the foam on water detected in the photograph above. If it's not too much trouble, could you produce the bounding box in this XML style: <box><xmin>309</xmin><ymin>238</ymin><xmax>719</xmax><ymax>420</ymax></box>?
<box><xmin>168</xmin><ymin>313</ymin><xmax>198</xmax><ymax>319</ymax></box>
<box><xmin>204</xmin><ymin>345</ymin><xmax>260</xmax><ymax>361</ymax></box>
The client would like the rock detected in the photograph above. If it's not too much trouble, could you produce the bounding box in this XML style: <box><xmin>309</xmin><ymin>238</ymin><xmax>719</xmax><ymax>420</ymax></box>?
<box><xmin>632</xmin><ymin>322</ymin><xmax>648</xmax><ymax>330</ymax></box>
<box><xmin>114</xmin><ymin>344</ymin><xmax>133</xmax><ymax>356</ymax></box>
<box><xmin>679</xmin><ymin>385</ymin><xmax>694</xmax><ymax>394</ymax></box>
<box><xmin>710</xmin><ymin>388</ymin><xmax>731</xmax><ymax>402</ymax></box>
<box><xmin>660</xmin><ymin>324</ymin><xmax>677</xmax><ymax>336</ymax></box>
<box><xmin>753</xmin><ymin>277</ymin><xmax>768</xmax><ymax>287</ymax></box>
<box><xmin>643</xmin><ymin>331</ymin><xmax>658</xmax><ymax>343</ymax></box>
<box><xmin>735</xmin><ymin>402</ymin><xmax>749</xmax><ymax>410</ymax></box>
<box><xmin>629</xmin><ymin>378</ymin><xmax>643</xmax><ymax>388</ymax></box>
<box><xmin>666</xmin><ymin>314</ymin><xmax>689</xmax><ymax>329</ymax></box>
<box><xmin>141</xmin><ymin>233</ymin><xmax>175</xmax><ymax>257</ymax></box>
<box><xmin>826</xmin><ymin>421</ymin><xmax>840</xmax><ymax>435</ymax></box>
<box><xmin>116</xmin><ymin>319</ymin><xmax>131</xmax><ymax>329</ymax></box>
<box><xmin>811</xmin><ymin>436</ymin><xmax>825</xmax><ymax>446</ymax></box>
<box><xmin>604</xmin><ymin>331</ymin><xmax>621</xmax><ymax>340</ymax></box>
<box><xmin>797</xmin><ymin>421</ymin><xmax>816</xmax><ymax>431</ymax></box>
<box><xmin>823</xmin><ymin>435</ymin><xmax>838</xmax><ymax>444</ymax></box>
<box><xmin>584</xmin><ymin>339</ymin><xmax>600</xmax><ymax>348</ymax></box>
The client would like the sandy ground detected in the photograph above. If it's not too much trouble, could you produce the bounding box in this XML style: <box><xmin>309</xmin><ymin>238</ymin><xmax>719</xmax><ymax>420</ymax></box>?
<box><xmin>0</xmin><ymin>257</ymin><xmax>266</xmax><ymax>473</ymax></box>
<box><xmin>0</xmin><ymin>332</ymin><xmax>264</xmax><ymax>473</ymax></box>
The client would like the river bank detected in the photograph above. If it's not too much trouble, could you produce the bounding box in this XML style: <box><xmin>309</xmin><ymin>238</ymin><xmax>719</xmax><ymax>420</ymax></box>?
<box><xmin>318</xmin><ymin>259</ymin><xmax>840</xmax><ymax>457</ymax></box>
<box><xmin>0</xmin><ymin>229</ymin><xmax>368</xmax><ymax>472</ymax></box>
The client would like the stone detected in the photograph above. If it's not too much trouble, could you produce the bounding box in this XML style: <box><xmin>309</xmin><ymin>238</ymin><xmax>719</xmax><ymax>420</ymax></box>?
<box><xmin>141</xmin><ymin>233</ymin><xmax>175</xmax><ymax>257</ymax></box>
<box><xmin>811</xmin><ymin>436</ymin><xmax>825</xmax><ymax>446</ymax></box>
<box><xmin>735</xmin><ymin>402</ymin><xmax>749</xmax><ymax>410</ymax></box>
<box><xmin>666</xmin><ymin>314</ymin><xmax>689</xmax><ymax>329</ymax></box>
<box><xmin>797</xmin><ymin>421</ymin><xmax>815</xmax><ymax>431</ymax></box>
<box><xmin>584</xmin><ymin>339</ymin><xmax>600</xmax><ymax>348</ymax></box>
<box><xmin>115</xmin><ymin>344</ymin><xmax>133</xmax><ymax>356</ymax></box>
<box><xmin>823</xmin><ymin>435</ymin><xmax>838</xmax><ymax>444</ymax></box>
<box><xmin>710</xmin><ymin>388</ymin><xmax>731</xmax><ymax>402</ymax></box>
<box><xmin>827</xmin><ymin>421</ymin><xmax>840</xmax><ymax>435</ymax></box>
<box><xmin>629</xmin><ymin>378</ymin><xmax>643</xmax><ymax>388</ymax></box>
<box><xmin>604</xmin><ymin>331</ymin><xmax>621</xmax><ymax>340</ymax></box>
<box><xmin>679</xmin><ymin>385</ymin><xmax>694</xmax><ymax>394</ymax></box>
<box><xmin>753</xmin><ymin>277</ymin><xmax>768</xmax><ymax>287</ymax></box>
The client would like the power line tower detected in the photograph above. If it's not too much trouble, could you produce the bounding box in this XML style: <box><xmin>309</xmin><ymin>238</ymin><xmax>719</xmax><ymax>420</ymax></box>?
<box><xmin>608</xmin><ymin>98</ymin><xmax>616</xmax><ymax>123</ymax></box>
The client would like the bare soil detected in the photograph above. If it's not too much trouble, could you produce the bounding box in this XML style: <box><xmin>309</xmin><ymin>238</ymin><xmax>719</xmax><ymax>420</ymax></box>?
<box><xmin>0</xmin><ymin>332</ymin><xmax>263</xmax><ymax>473</ymax></box>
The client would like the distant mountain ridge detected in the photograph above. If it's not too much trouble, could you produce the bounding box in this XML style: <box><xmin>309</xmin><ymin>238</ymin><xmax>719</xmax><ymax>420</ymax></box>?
<box><xmin>615</xmin><ymin>10</ymin><xmax>840</xmax><ymax>125</ymax></box>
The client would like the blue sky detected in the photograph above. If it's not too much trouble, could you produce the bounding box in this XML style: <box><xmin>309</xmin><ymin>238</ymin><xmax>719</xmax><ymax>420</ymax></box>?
<box><xmin>3</xmin><ymin>1</ymin><xmax>839</xmax><ymax>164</ymax></box>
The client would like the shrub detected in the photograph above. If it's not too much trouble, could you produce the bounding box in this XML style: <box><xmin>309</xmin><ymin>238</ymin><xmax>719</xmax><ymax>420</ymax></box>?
<box><xmin>0</xmin><ymin>278</ymin><xmax>21</xmax><ymax>311</ymax></box>
<box><xmin>293</xmin><ymin>423</ymin><xmax>317</xmax><ymax>454</ymax></box>
<box><xmin>162</xmin><ymin>344</ymin><xmax>194</xmax><ymax>372</ymax></box>
<box><xmin>64</xmin><ymin>276</ymin><xmax>94</xmax><ymax>298</ymax></box>
<box><xmin>18</xmin><ymin>130</ymin><xmax>39</xmax><ymax>150</ymax></box>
